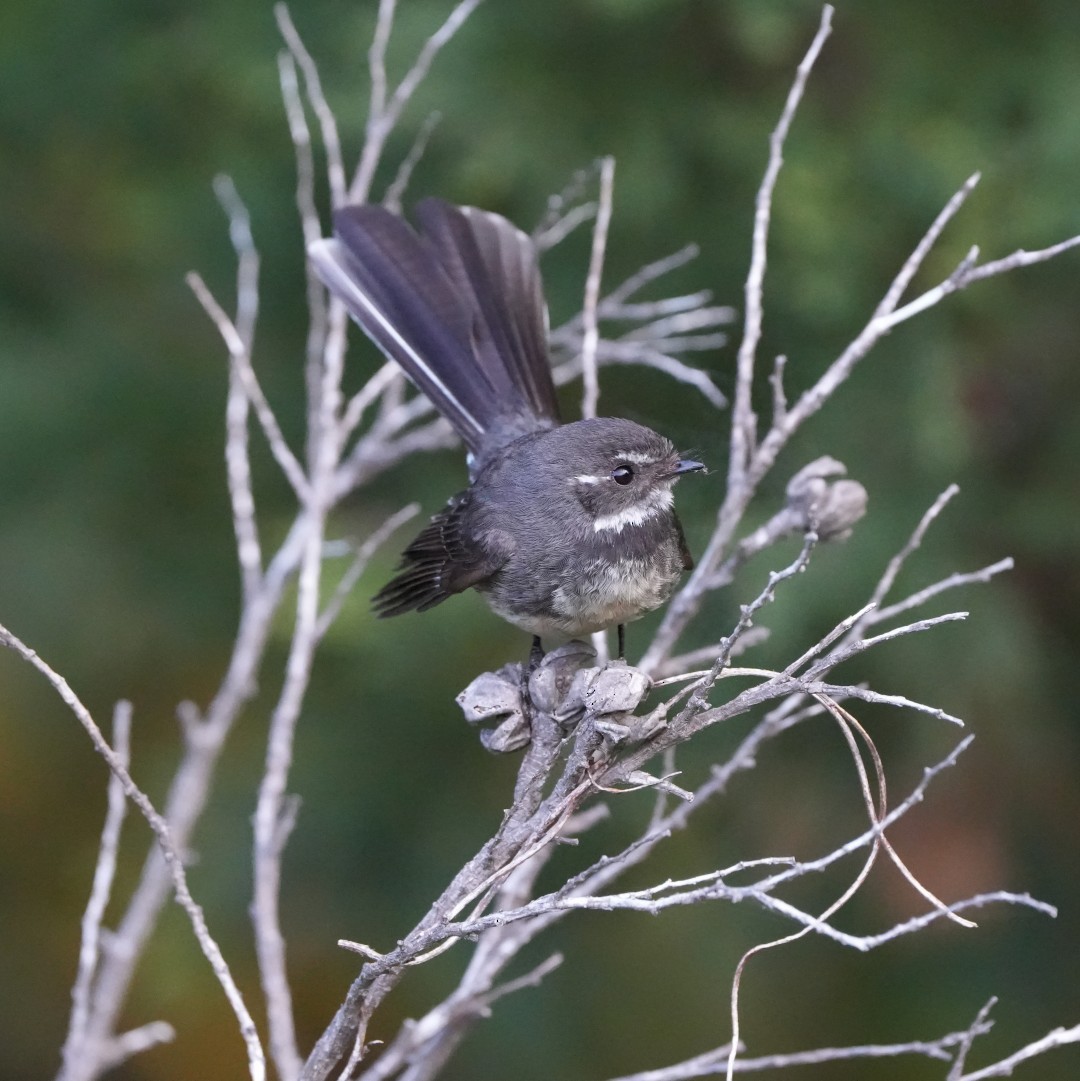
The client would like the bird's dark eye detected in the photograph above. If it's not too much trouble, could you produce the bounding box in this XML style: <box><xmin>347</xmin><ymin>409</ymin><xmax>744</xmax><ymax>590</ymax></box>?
<box><xmin>611</xmin><ymin>465</ymin><xmax>634</xmax><ymax>485</ymax></box>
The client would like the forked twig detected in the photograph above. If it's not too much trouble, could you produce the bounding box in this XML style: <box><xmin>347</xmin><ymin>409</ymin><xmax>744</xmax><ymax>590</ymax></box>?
<box><xmin>0</xmin><ymin>626</ymin><xmax>266</xmax><ymax>1081</ymax></box>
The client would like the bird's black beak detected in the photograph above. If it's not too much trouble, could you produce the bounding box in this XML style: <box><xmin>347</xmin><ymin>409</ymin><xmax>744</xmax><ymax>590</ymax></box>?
<box><xmin>672</xmin><ymin>458</ymin><xmax>706</xmax><ymax>476</ymax></box>
<box><xmin>657</xmin><ymin>456</ymin><xmax>709</xmax><ymax>477</ymax></box>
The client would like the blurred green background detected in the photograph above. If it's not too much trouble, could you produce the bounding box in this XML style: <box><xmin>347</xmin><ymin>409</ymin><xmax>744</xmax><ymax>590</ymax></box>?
<box><xmin>1</xmin><ymin>0</ymin><xmax>1078</xmax><ymax>1078</ymax></box>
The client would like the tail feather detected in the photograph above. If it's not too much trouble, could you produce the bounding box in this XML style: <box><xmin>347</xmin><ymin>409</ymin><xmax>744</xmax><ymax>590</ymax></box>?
<box><xmin>308</xmin><ymin>199</ymin><xmax>559</xmax><ymax>459</ymax></box>
<box><xmin>414</xmin><ymin>200</ymin><xmax>556</xmax><ymax>429</ymax></box>
<box><xmin>312</xmin><ymin>208</ymin><xmax>491</xmax><ymax>447</ymax></box>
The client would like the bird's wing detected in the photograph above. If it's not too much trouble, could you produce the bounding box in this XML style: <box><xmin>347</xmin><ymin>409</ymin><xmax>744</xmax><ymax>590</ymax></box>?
<box><xmin>372</xmin><ymin>491</ymin><xmax>511</xmax><ymax>617</ymax></box>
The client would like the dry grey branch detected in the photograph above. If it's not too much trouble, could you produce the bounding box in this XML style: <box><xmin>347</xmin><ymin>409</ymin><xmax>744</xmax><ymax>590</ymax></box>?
<box><xmin>957</xmin><ymin>1019</ymin><xmax>1080</xmax><ymax>1080</ymax></box>
<box><xmin>728</xmin><ymin>4</ymin><xmax>834</xmax><ymax>494</ymax></box>
<box><xmin>187</xmin><ymin>271</ymin><xmax>309</xmax><ymax>500</ymax></box>
<box><xmin>0</xmin><ymin>626</ymin><xmax>266</xmax><ymax>1081</ymax></box>
<box><xmin>602</xmin><ymin>1024</ymin><xmax>990</xmax><ymax>1080</ymax></box>
<box><xmin>315</xmin><ymin>503</ymin><xmax>421</xmax><ymax>639</ymax></box>
<box><xmin>580</xmin><ymin>155</ymin><xmax>616</xmax><ymax>420</ymax></box>
<box><xmin>534</xmin><ymin>161</ymin><xmax>603</xmax><ymax>248</ymax></box>
<box><xmin>871</xmin><ymin>558</ymin><xmax>1013</xmax><ymax>627</ymax></box>
<box><xmin>276</xmin><ymin>3</ymin><xmax>346</xmax><ymax>208</ymax></box>
<box><xmin>59</xmin><ymin>703</ymin><xmax>143</xmax><ymax>1081</ymax></box>
<box><xmin>383</xmin><ymin>110</ymin><xmax>442</xmax><ymax>213</ymax></box>
<box><xmin>350</xmin><ymin>0</ymin><xmax>484</xmax><ymax>203</ymax></box>
<box><xmin>209</xmin><ymin>176</ymin><xmax>263</xmax><ymax>598</ymax></box>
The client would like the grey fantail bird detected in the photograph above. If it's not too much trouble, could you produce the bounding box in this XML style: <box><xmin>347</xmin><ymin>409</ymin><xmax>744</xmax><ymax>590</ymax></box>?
<box><xmin>308</xmin><ymin>198</ymin><xmax>704</xmax><ymax>655</ymax></box>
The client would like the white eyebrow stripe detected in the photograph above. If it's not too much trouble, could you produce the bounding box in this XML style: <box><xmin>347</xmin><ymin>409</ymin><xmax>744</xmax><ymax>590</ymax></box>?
<box><xmin>592</xmin><ymin>488</ymin><xmax>674</xmax><ymax>533</ymax></box>
<box><xmin>572</xmin><ymin>474</ymin><xmax>605</xmax><ymax>485</ymax></box>
<box><xmin>612</xmin><ymin>450</ymin><xmax>665</xmax><ymax>466</ymax></box>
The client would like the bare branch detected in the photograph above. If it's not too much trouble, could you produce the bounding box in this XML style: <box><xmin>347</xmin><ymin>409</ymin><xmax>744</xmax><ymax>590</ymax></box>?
<box><xmin>0</xmin><ymin>625</ymin><xmax>266</xmax><ymax>1080</ymax></box>
<box><xmin>67</xmin><ymin>515</ymin><xmax>309</xmax><ymax>1074</ymax></box>
<box><xmin>600</xmin><ymin>244</ymin><xmax>702</xmax><ymax>306</ymax></box>
<box><xmin>957</xmin><ymin>1020</ymin><xmax>1080</xmax><ymax>1080</ymax></box>
<box><xmin>60</xmin><ymin>703</ymin><xmax>134</xmax><ymax>1081</ymax></box>
<box><xmin>94</xmin><ymin>1021</ymin><xmax>178</xmax><ymax>1074</ymax></box>
<box><xmin>947</xmin><ymin>998</ymin><xmax>999</xmax><ymax>1081</ymax></box>
<box><xmin>208</xmin><ymin>176</ymin><xmax>264</xmax><ymax>597</ymax></box>
<box><xmin>316</xmin><ymin>503</ymin><xmax>420</xmax><ymax>638</ymax></box>
<box><xmin>215</xmin><ymin>175</ymin><xmax>261</xmax><ymax>349</ymax></box>
<box><xmin>729</xmin><ymin>4</ymin><xmax>834</xmax><ymax>493</ymax></box>
<box><xmin>533</xmin><ymin>161</ymin><xmax>601</xmax><ymax>248</ymax></box>
<box><xmin>653</xmin><ymin>629</ymin><xmax>771</xmax><ymax>679</ymax></box>
<box><xmin>341</xmin><ymin>361</ymin><xmax>403</xmax><ymax>441</ymax></box>
<box><xmin>872</xmin><ymin>558</ymin><xmax>1014</xmax><ymax>626</ymax></box>
<box><xmin>878</xmin><ymin>173</ymin><xmax>981</xmax><ymax>315</ymax></box>
<box><xmin>961</xmin><ymin>231</ymin><xmax>1080</xmax><ymax>285</ymax></box>
<box><xmin>803</xmin><ymin>611</ymin><xmax>969</xmax><ymax>682</ymax></box>
<box><xmin>580</xmin><ymin>156</ymin><xmax>615</xmax><ymax>420</ymax></box>
<box><xmin>275</xmin><ymin>3</ymin><xmax>346</xmax><ymax>207</ymax></box>
<box><xmin>534</xmin><ymin>199</ymin><xmax>598</xmax><ymax>250</ymax></box>
<box><xmin>383</xmin><ymin>111</ymin><xmax>442</xmax><ymax>213</ymax></box>
<box><xmin>603</xmin><ymin>1023</ymin><xmax>993</xmax><ymax>1081</ymax></box>
<box><xmin>591</xmin><ymin>342</ymin><xmax>728</xmax><ymax>408</ymax></box>
<box><xmin>351</xmin><ymin>0</ymin><xmax>484</xmax><ymax>203</ymax></box>
<box><xmin>880</xmin><ymin>232</ymin><xmax>1080</xmax><ymax>332</ymax></box>
<box><xmin>769</xmin><ymin>353</ymin><xmax>788</xmax><ymax>425</ymax></box>
<box><xmin>253</xmin><ymin>261</ymin><xmax>351</xmax><ymax>1081</ymax></box>
<box><xmin>860</xmin><ymin>484</ymin><xmax>961</xmax><ymax>621</ymax></box>
<box><xmin>277</xmin><ymin>51</ymin><xmax>323</xmax><ymax>254</ymax></box>
<box><xmin>187</xmin><ymin>271</ymin><xmax>310</xmax><ymax>499</ymax></box>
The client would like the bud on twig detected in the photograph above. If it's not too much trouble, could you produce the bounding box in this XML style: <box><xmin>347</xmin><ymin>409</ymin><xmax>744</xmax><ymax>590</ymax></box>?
<box><xmin>785</xmin><ymin>456</ymin><xmax>868</xmax><ymax>541</ymax></box>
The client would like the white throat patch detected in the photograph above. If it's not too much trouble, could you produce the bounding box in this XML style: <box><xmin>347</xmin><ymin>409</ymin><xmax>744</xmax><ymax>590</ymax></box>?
<box><xmin>592</xmin><ymin>487</ymin><xmax>674</xmax><ymax>533</ymax></box>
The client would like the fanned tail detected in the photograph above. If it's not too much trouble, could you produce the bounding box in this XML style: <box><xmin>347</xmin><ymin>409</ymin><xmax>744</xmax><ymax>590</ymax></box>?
<box><xmin>308</xmin><ymin>198</ymin><xmax>560</xmax><ymax>461</ymax></box>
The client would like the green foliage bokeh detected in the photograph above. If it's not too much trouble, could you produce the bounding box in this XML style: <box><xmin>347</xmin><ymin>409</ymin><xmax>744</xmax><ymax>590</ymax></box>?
<box><xmin>1</xmin><ymin>1</ymin><xmax>1078</xmax><ymax>1078</ymax></box>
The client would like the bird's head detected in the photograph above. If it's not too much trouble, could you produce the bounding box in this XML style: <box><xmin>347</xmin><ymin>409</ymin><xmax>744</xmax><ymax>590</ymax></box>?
<box><xmin>561</xmin><ymin>418</ymin><xmax>704</xmax><ymax>534</ymax></box>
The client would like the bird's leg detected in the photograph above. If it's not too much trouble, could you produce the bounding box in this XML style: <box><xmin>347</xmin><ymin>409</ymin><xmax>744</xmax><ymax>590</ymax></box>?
<box><xmin>529</xmin><ymin>634</ymin><xmax>545</xmax><ymax>670</ymax></box>
<box><xmin>617</xmin><ymin>623</ymin><xmax>626</xmax><ymax>661</ymax></box>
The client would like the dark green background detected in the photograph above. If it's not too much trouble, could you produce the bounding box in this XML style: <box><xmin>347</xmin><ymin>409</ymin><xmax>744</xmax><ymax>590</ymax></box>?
<box><xmin>1</xmin><ymin>1</ymin><xmax>1078</xmax><ymax>1078</ymax></box>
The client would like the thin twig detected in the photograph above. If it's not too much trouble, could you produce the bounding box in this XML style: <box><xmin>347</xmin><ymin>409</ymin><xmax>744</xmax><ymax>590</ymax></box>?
<box><xmin>253</xmin><ymin>232</ymin><xmax>351</xmax><ymax>1081</ymax></box>
<box><xmin>853</xmin><ymin>484</ymin><xmax>960</xmax><ymax>636</ymax></box>
<box><xmin>383</xmin><ymin>111</ymin><xmax>442</xmax><ymax>213</ymax></box>
<box><xmin>580</xmin><ymin>156</ymin><xmax>615</xmax><ymax>420</ymax></box>
<box><xmin>803</xmin><ymin>611</ymin><xmax>969</xmax><ymax>681</ymax></box>
<box><xmin>947</xmin><ymin>998</ymin><xmax>999</xmax><ymax>1081</ymax></box>
<box><xmin>341</xmin><ymin>363</ymin><xmax>402</xmax><ymax>442</ymax></box>
<box><xmin>211</xmin><ymin>176</ymin><xmax>263</xmax><ymax>597</ymax></box>
<box><xmin>351</xmin><ymin>0</ymin><xmax>484</xmax><ymax>203</ymax></box>
<box><xmin>726</xmin><ymin>687</ymin><xmax>887</xmax><ymax>1081</ymax></box>
<box><xmin>957</xmin><ymin>1020</ymin><xmax>1080</xmax><ymax>1080</ymax></box>
<box><xmin>187</xmin><ymin>271</ymin><xmax>310</xmax><ymax>498</ymax></box>
<box><xmin>0</xmin><ymin>625</ymin><xmax>266</xmax><ymax>1081</ymax></box>
<box><xmin>60</xmin><ymin>703</ymin><xmax>135</xmax><ymax>1081</ymax></box>
<box><xmin>316</xmin><ymin>503</ymin><xmax>420</xmax><ymax>638</ymax></box>
<box><xmin>533</xmin><ymin>161</ymin><xmax>601</xmax><ymax>248</ymax></box>
<box><xmin>535</xmin><ymin>200</ymin><xmax>598</xmax><ymax>250</ymax></box>
<box><xmin>589</xmin><ymin>342</ymin><xmax>728</xmax><ymax>407</ymax></box>
<box><xmin>277</xmin><ymin>51</ymin><xmax>323</xmax><ymax>250</ymax></box>
<box><xmin>872</xmin><ymin>558</ymin><xmax>1014</xmax><ymax>626</ymax></box>
<box><xmin>95</xmin><ymin>1022</ymin><xmax>178</xmax><ymax>1074</ymax></box>
<box><xmin>878</xmin><ymin>174</ymin><xmax>981</xmax><ymax>315</ymax></box>
<box><xmin>602</xmin><ymin>1024</ymin><xmax>994</xmax><ymax>1081</ymax></box>
<box><xmin>276</xmin><ymin>4</ymin><xmax>346</xmax><ymax>207</ymax></box>
<box><xmin>879</xmin><ymin>233</ymin><xmax>1080</xmax><ymax>332</ymax></box>
<box><xmin>728</xmin><ymin>4</ymin><xmax>834</xmax><ymax>493</ymax></box>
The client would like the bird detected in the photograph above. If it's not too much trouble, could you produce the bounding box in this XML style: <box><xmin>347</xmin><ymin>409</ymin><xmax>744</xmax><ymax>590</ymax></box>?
<box><xmin>308</xmin><ymin>197</ymin><xmax>703</xmax><ymax>657</ymax></box>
